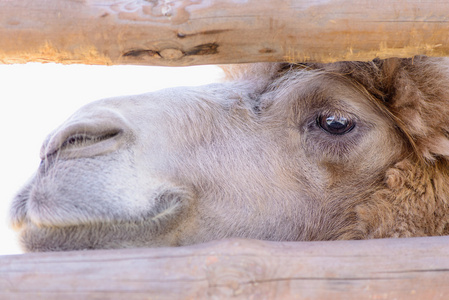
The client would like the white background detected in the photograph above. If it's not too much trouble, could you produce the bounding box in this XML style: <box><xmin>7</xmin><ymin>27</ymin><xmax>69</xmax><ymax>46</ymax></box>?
<box><xmin>0</xmin><ymin>63</ymin><xmax>223</xmax><ymax>255</ymax></box>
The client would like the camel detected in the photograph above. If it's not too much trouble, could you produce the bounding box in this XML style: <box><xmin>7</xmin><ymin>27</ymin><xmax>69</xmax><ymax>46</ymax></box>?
<box><xmin>9</xmin><ymin>56</ymin><xmax>449</xmax><ymax>252</ymax></box>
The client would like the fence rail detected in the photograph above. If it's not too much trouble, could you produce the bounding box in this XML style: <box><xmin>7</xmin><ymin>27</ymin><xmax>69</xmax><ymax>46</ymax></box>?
<box><xmin>1</xmin><ymin>0</ymin><xmax>449</xmax><ymax>66</ymax></box>
<box><xmin>1</xmin><ymin>236</ymin><xmax>449</xmax><ymax>299</ymax></box>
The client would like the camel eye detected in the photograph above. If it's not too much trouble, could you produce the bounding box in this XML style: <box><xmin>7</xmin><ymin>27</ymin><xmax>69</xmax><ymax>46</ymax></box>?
<box><xmin>318</xmin><ymin>115</ymin><xmax>355</xmax><ymax>135</ymax></box>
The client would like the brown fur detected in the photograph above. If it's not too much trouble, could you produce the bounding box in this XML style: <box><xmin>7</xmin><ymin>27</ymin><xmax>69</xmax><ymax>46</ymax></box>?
<box><xmin>9</xmin><ymin>56</ymin><xmax>449</xmax><ymax>252</ymax></box>
<box><xmin>296</xmin><ymin>56</ymin><xmax>449</xmax><ymax>238</ymax></box>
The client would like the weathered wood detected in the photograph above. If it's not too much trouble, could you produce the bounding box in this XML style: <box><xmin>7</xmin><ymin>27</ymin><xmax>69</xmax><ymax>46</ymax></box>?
<box><xmin>1</xmin><ymin>236</ymin><xmax>448</xmax><ymax>299</ymax></box>
<box><xmin>1</xmin><ymin>0</ymin><xmax>449</xmax><ymax>66</ymax></box>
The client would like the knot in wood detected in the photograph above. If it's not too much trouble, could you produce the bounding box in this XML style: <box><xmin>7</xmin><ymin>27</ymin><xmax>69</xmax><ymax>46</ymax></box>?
<box><xmin>159</xmin><ymin>49</ymin><xmax>184</xmax><ymax>60</ymax></box>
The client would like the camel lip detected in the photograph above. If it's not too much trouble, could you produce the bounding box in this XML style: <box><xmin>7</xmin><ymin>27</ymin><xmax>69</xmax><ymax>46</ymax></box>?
<box><xmin>9</xmin><ymin>177</ymin><xmax>192</xmax><ymax>234</ymax></box>
<box><xmin>20</xmin><ymin>200</ymin><xmax>185</xmax><ymax>230</ymax></box>
<box><xmin>16</xmin><ymin>217</ymin><xmax>126</xmax><ymax>233</ymax></box>
<box><xmin>9</xmin><ymin>192</ymin><xmax>30</xmax><ymax>232</ymax></box>
<box><xmin>9</xmin><ymin>220</ymin><xmax>25</xmax><ymax>232</ymax></box>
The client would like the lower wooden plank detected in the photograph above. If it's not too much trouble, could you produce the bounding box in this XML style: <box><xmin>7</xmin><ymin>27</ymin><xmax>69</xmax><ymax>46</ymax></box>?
<box><xmin>1</xmin><ymin>236</ymin><xmax>448</xmax><ymax>299</ymax></box>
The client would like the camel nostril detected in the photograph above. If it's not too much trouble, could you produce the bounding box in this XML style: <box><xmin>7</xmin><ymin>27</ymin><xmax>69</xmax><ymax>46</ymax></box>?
<box><xmin>60</xmin><ymin>131</ymin><xmax>121</xmax><ymax>151</ymax></box>
<box><xmin>41</xmin><ymin>127</ymin><xmax>127</xmax><ymax>160</ymax></box>
<box><xmin>40</xmin><ymin>107</ymin><xmax>134</xmax><ymax>160</ymax></box>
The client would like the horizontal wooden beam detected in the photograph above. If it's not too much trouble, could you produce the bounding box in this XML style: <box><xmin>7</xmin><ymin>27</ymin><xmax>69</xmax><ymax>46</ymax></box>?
<box><xmin>1</xmin><ymin>0</ymin><xmax>449</xmax><ymax>66</ymax></box>
<box><xmin>1</xmin><ymin>236</ymin><xmax>449</xmax><ymax>299</ymax></box>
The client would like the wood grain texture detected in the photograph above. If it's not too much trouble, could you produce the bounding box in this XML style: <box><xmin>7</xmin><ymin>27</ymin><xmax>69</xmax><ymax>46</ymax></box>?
<box><xmin>1</xmin><ymin>0</ymin><xmax>449</xmax><ymax>66</ymax></box>
<box><xmin>1</xmin><ymin>236</ymin><xmax>448</xmax><ymax>299</ymax></box>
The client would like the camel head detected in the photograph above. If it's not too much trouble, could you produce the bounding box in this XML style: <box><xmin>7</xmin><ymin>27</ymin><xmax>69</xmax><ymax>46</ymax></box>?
<box><xmin>10</xmin><ymin>57</ymin><xmax>449</xmax><ymax>252</ymax></box>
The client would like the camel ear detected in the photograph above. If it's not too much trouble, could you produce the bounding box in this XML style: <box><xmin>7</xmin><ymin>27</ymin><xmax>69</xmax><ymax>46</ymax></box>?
<box><xmin>376</xmin><ymin>56</ymin><xmax>449</xmax><ymax>161</ymax></box>
<box><xmin>220</xmin><ymin>63</ymin><xmax>285</xmax><ymax>95</ymax></box>
<box><xmin>374</xmin><ymin>57</ymin><xmax>401</xmax><ymax>98</ymax></box>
